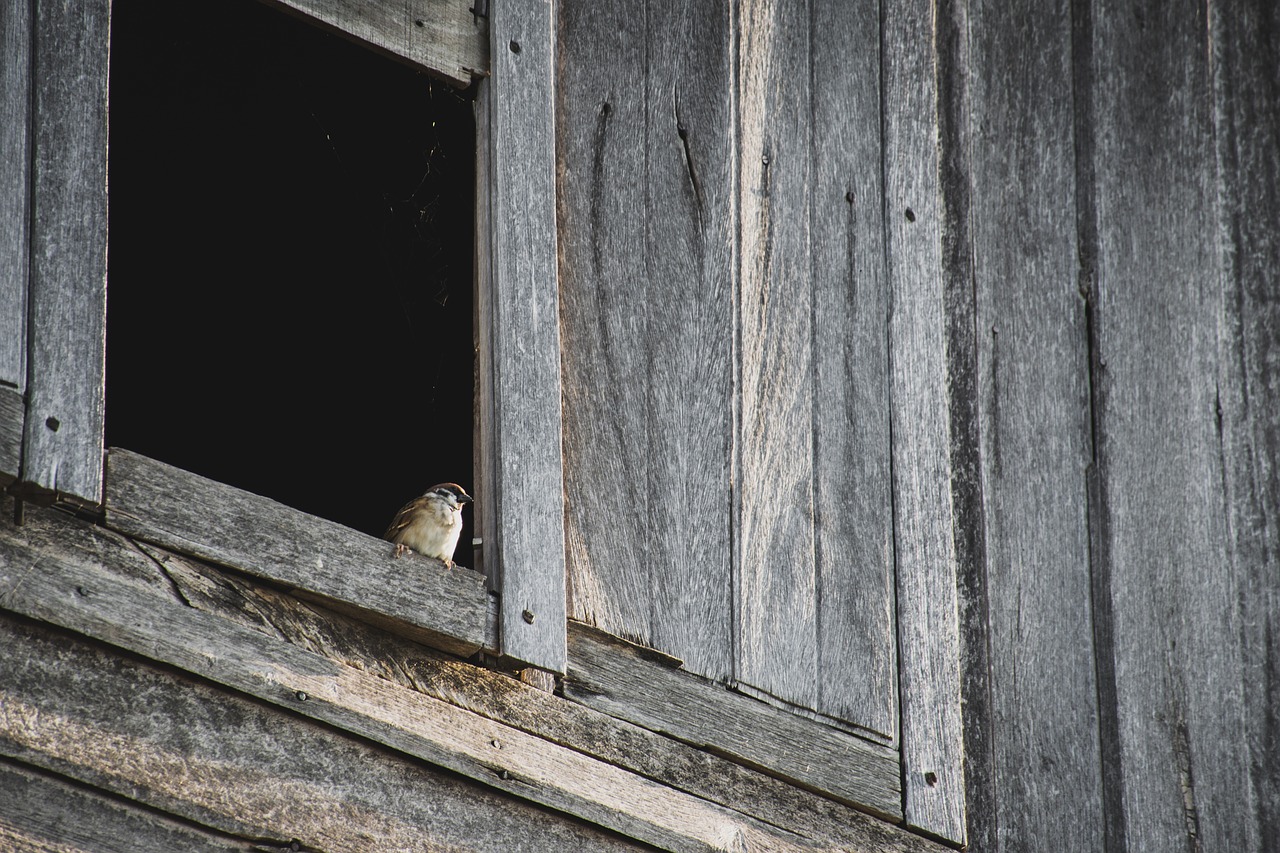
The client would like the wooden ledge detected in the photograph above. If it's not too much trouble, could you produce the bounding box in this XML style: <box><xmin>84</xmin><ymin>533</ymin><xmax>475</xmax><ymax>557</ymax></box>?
<box><xmin>103</xmin><ymin>448</ymin><xmax>494</xmax><ymax>658</ymax></box>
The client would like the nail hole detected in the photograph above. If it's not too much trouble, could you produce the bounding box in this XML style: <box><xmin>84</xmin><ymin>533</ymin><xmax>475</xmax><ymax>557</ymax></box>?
<box><xmin>601</xmin><ymin>101</ymin><xmax>611</xmax><ymax>116</ymax></box>
<box><xmin>924</xmin><ymin>771</ymin><xmax>938</xmax><ymax>786</ymax></box>
<box><xmin>45</xmin><ymin>416</ymin><xmax>60</xmax><ymax>432</ymax></box>
<box><xmin>413</xmin><ymin>19</ymin><xmax>424</xmax><ymax>27</ymax></box>
<box><xmin>522</xmin><ymin>609</ymin><xmax>535</xmax><ymax>624</ymax></box>
<box><xmin>845</xmin><ymin>190</ymin><xmax>856</xmax><ymax>204</ymax></box>
<box><xmin>761</xmin><ymin>154</ymin><xmax>770</xmax><ymax>166</ymax></box>
<box><xmin>295</xmin><ymin>691</ymin><xmax>309</xmax><ymax>702</ymax></box>
<box><xmin>905</xmin><ymin>207</ymin><xmax>916</xmax><ymax>222</ymax></box>
<box><xmin>509</xmin><ymin>40</ymin><xmax>521</xmax><ymax>54</ymax></box>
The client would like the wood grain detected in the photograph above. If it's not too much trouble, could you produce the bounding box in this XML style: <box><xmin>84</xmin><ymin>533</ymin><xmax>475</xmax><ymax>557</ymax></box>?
<box><xmin>642</xmin><ymin>0</ymin><xmax>737</xmax><ymax>685</ymax></box>
<box><xmin>264</xmin><ymin>0</ymin><xmax>486</xmax><ymax>87</ymax></box>
<box><xmin>557</xmin><ymin>0</ymin><xmax>653</xmax><ymax>644</ymax></box>
<box><xmin>963</xmin><ymin>0</ymin><xmax>1105</xmax><ymax>849</ymax></box>
<box><xmin>735</xmin><ymin>0</ymin><xmax>819</xmax><ymax>713</ymax></box>
<box><xmin>485</xmin><ymin>0</ymin><xmax>568</xmax><ymax>674</ymax></box>
<box><xmin>0</xmin><ymin>759</ymin><xmax>258</xmax><ymax>853</ymax></box>
<box><xmin>103</xmin><ymin>449</ymin><xmax>492</xmax><ymax>658</ymax></box>
<box><xmin>20</xmin><ymin>0</ymin><xmax>109</xmax><ymax>505</ymax></box>
<box><xmin>0</xmin><ymin>386</ymin><xmax>21</xmax><ymax>486</ymax></box>
<box><xmin>1209</xmin><ymin>0</ymin><xmax>1280</xmax><ymax>846</ymax></box>
<box><xmin>881</xmin><ymin>0</ymin><xmax>966</xmax><ymax>841</ymax></box>
<box><xmin>556</xmin><ymin>0</ymin><xmax>737</xmax><ymax>682</ymax></box>
<box><xmin>0</xmin><ymin>0</ymin><xmax>30</xmax><ymax>392</ymax></box>
<box><xmin>137</xmin><ymin>540</ymin><xmax>940</xmax><ymax>853</ymax></box>
<box><xmin>1082</xmin><ymin>0</ymin><xmax>1263</xmax><ymax>849</ymax></box>
<box><xmin>0</xmin><ymin>618</ymin><xmax>646</xmax><ymax>853</ymax></box>
<box><xmin>565</xmin><ymin>621</ymin><xmax>903</xmax><ymax>821</ymax></box>
<box><xmin>0</xmin><ymin>499</ymin><xmax>841</xmax><ymax>853</ymax></box>
<box><xmin>808</xmin><ymin>0</ymin><xmax>898</xmax><ymax>741</ymax></box>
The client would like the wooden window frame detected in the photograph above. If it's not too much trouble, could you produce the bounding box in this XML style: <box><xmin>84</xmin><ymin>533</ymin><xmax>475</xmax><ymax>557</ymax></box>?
<box><xmin>0</xmin><ymin>0</ymin><xmax>567</xmax><ymax>676</ymax></box>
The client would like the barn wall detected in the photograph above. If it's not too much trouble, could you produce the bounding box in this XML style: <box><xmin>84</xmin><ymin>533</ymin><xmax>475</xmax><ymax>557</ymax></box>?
<box><xmin>555</xmin><ymin>0</ymin><xmax>1280</xmax><ymax>851</ymax></box>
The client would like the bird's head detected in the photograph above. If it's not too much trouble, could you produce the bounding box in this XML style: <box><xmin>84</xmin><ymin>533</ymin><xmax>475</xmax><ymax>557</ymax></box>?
<box><xmin>428</xmin><ymin>483</ymin><xmax>473</xmax><ymax>510</ymax></box>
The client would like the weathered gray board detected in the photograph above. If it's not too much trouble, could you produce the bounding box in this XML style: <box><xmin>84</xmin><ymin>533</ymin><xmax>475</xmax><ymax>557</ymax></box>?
<box><xmin>960</xmin><ymin>0</ymin><xmax>1104</xmax><ymax>849</ymax></box>
<box><xmin>266</xmin><ymin>0</ymin><xmax>486</xmax><ymax>87</ymax></box>
<box><xmin>881</xmin><ymin>0</ymin><xmax>966</xmax><ymax>842</ymax></box>
<box><xmin>557</xmin><ymin>0</ymin><xmax>898</xmax><ymax>746</ymax></box>
<box><xmin>104</xmin><ymin>449</ymin><xmax>493</xmax><ymax>657</ymax></box>
<box><xmin>1081</xmin><ymin>0</ymin><xmax>1272</xmax><ymax>849</ymax></box>
<box><xmin>1210</xmin><ymin>0</ymin><xmax>1280</xmax><ymax>845</ymax></box>
<box><xmin>1</xmin><ymin>760</ymin><xmax>257</xmax><ymax>853</ymax></box>
<box><xmin>20</xmin><ymin>0</ymin><xmax>109</xmax><ymax>505</ymax></box>
<box><xmin>0</xmin><ymin>0</ymin><xmax>30</xmax><ymax>394</ymax></box>
<box><xmin>557</xmin><ymin>0</ymin><xmax>736</xmax><ymax>685</ymax></box>
<box><xmin>0</xmin><ymin>619</ymin><xmax>644</xmax><ymax>853</ymax></box>
<box><xmin>484</xmin><ymin>0</ymin><xmax>568</xmax><ymax>675</ymax></box>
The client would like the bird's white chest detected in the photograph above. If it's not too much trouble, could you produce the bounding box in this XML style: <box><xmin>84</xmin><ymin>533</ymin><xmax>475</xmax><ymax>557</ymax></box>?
<box><xmin>400</xmin><ymin>502</ymin><xmax>463</xmax><ymax>559</ymax></box>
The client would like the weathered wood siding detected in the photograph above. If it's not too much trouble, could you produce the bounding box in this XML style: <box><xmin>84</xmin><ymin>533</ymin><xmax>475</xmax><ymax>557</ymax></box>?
<box><xmin>558</xmin><ymin>0</ymin><xmax>1280</xmax><ymax>849</ymax></box>
<box><xmin>952</xmin><ymin>0</ymin><xmax>1280</xmax><ymax>850</ymax></box>
<box><xmin>557</xmin><ymin>0</ymin><xmax>901</xmax><ymax>752</ymax></box>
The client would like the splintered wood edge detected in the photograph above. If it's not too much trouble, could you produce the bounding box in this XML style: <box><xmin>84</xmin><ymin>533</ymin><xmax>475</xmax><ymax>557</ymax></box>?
<box><xmin>102</xmin><ymin>448</ymin><xmax>492</xmax><ymax>660</ymax></box>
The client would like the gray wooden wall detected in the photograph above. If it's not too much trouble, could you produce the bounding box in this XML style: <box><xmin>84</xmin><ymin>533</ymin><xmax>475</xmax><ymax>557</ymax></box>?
<box><xmin>554</xmin><ymin>0</ymin><xmax>1280</xmax><ymax>851</ymax></box>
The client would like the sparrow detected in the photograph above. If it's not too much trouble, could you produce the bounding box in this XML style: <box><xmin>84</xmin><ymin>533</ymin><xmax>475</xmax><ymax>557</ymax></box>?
<box><xmin>383</xmin><ymin>483</ymin><xmax>473</xmax><ymax>568</ymax></box>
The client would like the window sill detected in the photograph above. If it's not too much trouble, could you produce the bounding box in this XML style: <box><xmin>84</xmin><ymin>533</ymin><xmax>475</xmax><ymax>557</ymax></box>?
<box><xmin>103</xmin><ymin>448</ymin><xmax>495</xmax><ymax>658</ymax></box>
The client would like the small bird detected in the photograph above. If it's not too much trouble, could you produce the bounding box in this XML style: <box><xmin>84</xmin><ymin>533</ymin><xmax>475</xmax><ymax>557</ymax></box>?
<box><xmin>383</xmin><ymin>483</ymin><xmax>473</xmax><ymax>568</ymax></box>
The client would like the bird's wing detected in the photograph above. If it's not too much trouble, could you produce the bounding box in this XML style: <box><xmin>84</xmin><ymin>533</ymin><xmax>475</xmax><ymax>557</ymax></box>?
<box><xmin>383</xmin><ymin>497</ymin><xmax>428</xmax><ymax>541</ymax></box>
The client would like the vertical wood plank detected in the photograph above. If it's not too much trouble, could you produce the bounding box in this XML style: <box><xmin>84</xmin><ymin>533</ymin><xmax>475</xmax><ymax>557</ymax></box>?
<box><xmin>0</xmin><ymin>0</ymin><xmax>31</xmax><ymax>394</ymax></box>
<box><xmin>808</xmin><ymin>0</ymin><xmax>897</xmax><ymax>740</ymax></box>
<box><xmin>882</xmin><ymin>0</ymin><xmax>966</xmax><ymax>842</ymax></box>
<box><xmin>20</xmin><ymin>0</ymin><xmax>109</xmax><ymax>505</ymax></box>
<box><xmin>486</xmin><ymin>0</ymin><xmax>567</xmax><ymax>673</ymax></box>
<box><xmin>1209</xmin><ymin>0</ymin><xmax>1280</xmax><ymax>845</ymax></box>
<box><xmin>735</xmin><ymin>0</ymin><xmax>819</xmax><ymax>711</ymax></box>
<box><xmin>1083</xmin><ymin>0</ymin><xmax>1260</xmax><ymax>848</ymax></box>
<box><xmin>557</xmin><ymin>0</ymin><xmax>736</xmax><ymax>682</ymax></box>
<box><xmin>643</xmin><ymin>0</ymin><xmax>736</xmax><ymax>686</ymax></box>
<box><xmin>964</xmin><ymin>0</ymin><xmax>1105</xmax><ymax>848</ymax></box>
<box><xmin>556</xmin><ymin>0</ymin><xmax>652</xmax><ymax>643</ymax></box>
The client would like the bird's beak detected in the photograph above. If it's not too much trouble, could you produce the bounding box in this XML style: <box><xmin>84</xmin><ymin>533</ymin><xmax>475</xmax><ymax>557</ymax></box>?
<box><xmin>460</xmin><ymin>494</ymin><xmax>474</xmax><ymax>504</ymax></box>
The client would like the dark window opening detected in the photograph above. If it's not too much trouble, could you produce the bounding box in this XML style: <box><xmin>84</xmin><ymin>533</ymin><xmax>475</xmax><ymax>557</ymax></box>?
<box><xmin>106</xmin><ymin>0</ymin><xmax>476</xmax><ymax>555</ymax></box>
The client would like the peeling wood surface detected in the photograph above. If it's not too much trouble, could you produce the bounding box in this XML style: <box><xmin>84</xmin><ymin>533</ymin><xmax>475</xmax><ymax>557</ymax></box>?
<box><xmin>564</xmin><ymin>622</ymin><xmax>902</xmax><ymax>821</ymax></box>
<box><xmin>0</xmin><ymin>0</ymin><xmax>29</xmax><ymax>392</ymax></box>
<box><xmin>20</xmin><ymin>0</ymin><xmax>109</xmax><ymax>505</ymax></box>
<box><xmin>0</xmin><ymin>618</ymin><xmax>647</xmax><ymax>853</ymax></box>
<box><xmin>265</xmin><ymin>0</ymin><xmax>487</xmax><ymax>87</ymax></box>
<box><xmin>104</xmin><ymin>449</ymin><xmax>492</xmax><ymax>658</ymax></box>
<box><xmin>485</xmin><ymin>0</ymin><xmax>568</xmax><ymax>675</ymax></box>
<box><xmin>881</xmin><ymin>0</ymin><xmax>966</xmax><ymax>842</ymax></box>
<box><xmin>960</xmin><ymin>0</ymin><xmax>1104</xmax><ymax>848</ymax></box>
<box><xmin>0</xmin><ymin>759</ymin><xmax>264</xmax><ymax>853</ymax></box>
<box><xmin>0</xmin><ymin>499</ymin><xmax>906</xmax><ymax>853</ymax></box>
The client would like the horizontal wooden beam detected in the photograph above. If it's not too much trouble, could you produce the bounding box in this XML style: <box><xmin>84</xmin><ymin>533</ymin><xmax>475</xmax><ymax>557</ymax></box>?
<box><xmin>104</xmin><ymin>449</ymin><xmax>493</xmax><ymax>658</ymax></box>
<box><xmin>142</xmin><ymin>542</ymin><xmax>941</xmax><ymax>852</ymax></box>
<box><xmin>0</xmin><ymin>758</ymin><xmax>261</xmax><ymax>853</ymax></box>
<box><xmin>565</xmin><ymin>622</ymin><xmax>904</xmax><ymax>821</ymax></box>
<box><xmin>0</xmin><ymin>499</ymin><xmax>899</xmax><ymax>852</ymax></box>
<box><xmin>0</xmin><ymin>623</ymin><xmax>644</xmax><ymax>853</ymax></box>
<box><xmin>264</xmin><ymin>0</ymin><xmax>487</xmax><ymax>87</ymax></box>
